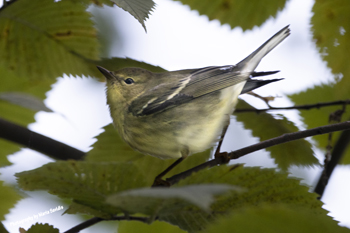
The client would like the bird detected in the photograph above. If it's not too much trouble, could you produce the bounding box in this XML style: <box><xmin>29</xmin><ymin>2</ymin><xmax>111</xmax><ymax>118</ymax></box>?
<box><xmin>97</xmin><ymin>25</ymin><xmax>290</xmax><ymax>182</ymax></box>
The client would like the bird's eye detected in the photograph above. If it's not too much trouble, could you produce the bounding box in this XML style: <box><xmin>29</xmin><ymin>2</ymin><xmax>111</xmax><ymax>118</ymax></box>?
<box><xmin>124</xmin><ymin>78</ymin><xmax>134</xmax><ymax>85</ymax></box>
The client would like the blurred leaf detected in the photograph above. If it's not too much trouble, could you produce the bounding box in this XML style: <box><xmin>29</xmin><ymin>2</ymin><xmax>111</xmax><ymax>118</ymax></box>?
<box><xmin>16</xmin><ymin>161</ymin><xmax>149</xmax><ymax>217</ymax></box>
<box><xmin>107</xmin><ymin>184</ymin><xmax>242</xmax><ymax>214</ymax></box>
<box><xmin>158</xmin><ymin>165</ymin><xmax>324</xmax><ymax>232</ymax></box>
<box><xmin>201</xmin><ymin>204</ymin><xmax>350</xmax><ymax>233</ymax></box>
<box><xmin>234</xmin><ymin>100</ymin><xmax>318</xmax><ymax>170</ymax></box>
<box><xmin>89</xmin><ymin>3</ymin><xmax>122</xmax><ymax>57</ymax></box>
<box><xmin>118</xmin><ymin>221</ymin><xmax>186</xmax><ymax>233</ymax></box>
<box><xmin>0</xmin><ymin>92</ymin><xmax>52</xmax><ymax>112</ymax></box>
<box><xmin>312</xmin><ymin>0</ymin><xmax>350</xmax><ymax>81</ymax></box>
<box><xmin>112</xmin><ymin>0</ymin><xmax>155</xmax><ymax>32</ymax></box>
<box><xmin>86</xmin><ymin>123</ymin><xmax>211</xmax><ymax>185</ymax></box>
<box><xmin>25</xmin><ymin>223</ymin><xmax>59</xmax><ymax>233</ymax></box>
<box><xmin>0</xmin><ymin>0</ymin><xmax>99</xmax><ymax>81</ymax></box>
<box><xmin>0</xmin><ymin>180</ymin><xmax>22</xmax><ymax>221</ymax></box>
<box><xmin>176</xmin><ymin>0</ymin><xmax>287</xmax><ymax>30</ymax></box>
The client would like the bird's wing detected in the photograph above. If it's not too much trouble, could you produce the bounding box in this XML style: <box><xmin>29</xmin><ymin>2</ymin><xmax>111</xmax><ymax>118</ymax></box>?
<box><xmin>128</xmin><ymin>65</ymin><xmax>248</xmax><ymax>116</ymax></box>
<box><xmin>129</xmin><ymin>25</ymin><xmax>290</xmax><ymax>116</ymax></box>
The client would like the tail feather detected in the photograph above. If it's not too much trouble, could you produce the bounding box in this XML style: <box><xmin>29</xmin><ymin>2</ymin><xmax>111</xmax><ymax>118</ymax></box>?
<box><xmin>235</xmin><ymin>25</ymin><xmax>290</xmax><ymax>73</ymax></box>
<box><xmin>241</xmin><ymin>78</ymin><xmax>283</xmax><ymax>94</ymax></box>
<box><xmin>251</xmin><ymin>70</ymin><xmax>280</xmax><ymax>77</ymax></box>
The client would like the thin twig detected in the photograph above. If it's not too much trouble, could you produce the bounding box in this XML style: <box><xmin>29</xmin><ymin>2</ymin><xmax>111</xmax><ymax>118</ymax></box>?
<box><xmin>165</xmin><ymin>121</ymin><xmax>350</xmax><ymax>186</ymax></box>
<box><xmin>0</xmin><ymin>118</ymin><xmax>85</xmax><ymax>160</ymax></box>
<box><xmin>64</xmin><ymin>216</ymin><xmax>149</xmax><ymax>233</ymax></box>
<box><xmin>235</xmin><ymin>100</ymin><xmax>350</xmax><ymax>113</ymax></box>
<box><xmin>228</xmin><ymin>121</ymin><xmax>350</xmax><ymax>160</ymax></box>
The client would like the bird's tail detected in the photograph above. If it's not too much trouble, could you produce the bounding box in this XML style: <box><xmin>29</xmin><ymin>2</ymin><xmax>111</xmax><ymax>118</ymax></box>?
<box><xmin>235</xmin><ymin>25</ymin><xmax>290</xmax><ymax>73</ymax></box>
<box><xmin>241</xmin><ymin>78</ymin><xmax>283</xmax><ymax>94</ymax></box>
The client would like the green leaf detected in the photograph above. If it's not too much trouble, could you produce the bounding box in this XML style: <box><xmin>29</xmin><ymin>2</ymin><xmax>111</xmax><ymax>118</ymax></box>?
<box><xmin>107</xmin><ymin>184</ymin><xmax>242</xmax><ymax>214</ymax></box>
<box><xmin>0</xmin><ymin>0</ymin><xmax>99</xmax><ymax>81</ymax></box>
<box><xmin>86</xmin><ymin>123</ymin><xmax>211</xmax><ymax>185</ymax></box>
<box><xmin>0</xmin><ymin>180</ymin><xmax>23</xmax><ymax>221</ymax></box>
<box><xmin>176</xmin><ymin>0</ymin><xmax>287</xmax><ymax>30</ymax></box>
<box><xmin>0</xmin><ymin>61</ymin><xmax>55</xmax><ymax>125</ymax></box>
<box><xmin>234</xmin><ymin>100</ymin><xmax>318</xmax><ymax>170</ymax></box>
<box><xmin>0</xmin><ymin>139</ymin><xmax>20</xmax><ymax>167</ymax></box>
<box><xmin>25</xmin><ymin>223</ymin><xmax>59</xmax><ymax>233</ymax></box>
<box><xmin>201</xmin><ymin>204</ymin><xmax>350</xmax><ymax>233</ymax></box>
<box><xmin>0</xmin><ymin>0</ymin><xmax>104</xmax><ymax>138</ymax></box>
<box><xmin>64</xmin><ymin>202</ymin><xmax>112</xmax><ymax>219</ymax></box>
<box><xmin>159</xmin><ymin>165</ymin><xmax>325</xmax><ymax>232</ymax></box>
<box><xmin>112</xmin><ymin>0</ymin><xmax>155</xmax><ymax>32</ymax></box>
<box><xmin>288</xmin><ymin>85</ymin><xmax>350</xmax><ymax>164</ymax></box>
<box><xmin>118</xmin><ymin>221</ymin><xmax>186</xmax><ymax>233</ymax></box>
<box><xmin>0</xmin><ymin>63</ymin><xmax>54</xmax><ymax>126</ymax></box>
<box><xmin>309</xmin><ymin>0</ymin><xmax>350</xmax><ymax>164</ymax></box>
<box><xmin>0</xmin><ymin>100</ymin><xmax>36</xmax><ymax>126</ymax></box>
<box><xmin>16</xmin><ymin>161</ymin><xmax>149</xmax><ymax>217</ymax></box>
<box><xmin>312</xmin><ymin>0</ymin><xmax>350</xmax><ymax>81</ymax></box>
<box><xmin>0</xmin><ymin>222</ymin><xmax>9</xmax><ymax>233</ymax></box>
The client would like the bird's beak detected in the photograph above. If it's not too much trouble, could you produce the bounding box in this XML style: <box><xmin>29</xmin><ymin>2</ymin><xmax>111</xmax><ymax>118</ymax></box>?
<box><xmin>97</xmin><ymin>66</ymin><xmax>114</xmax><ymax>80</ymax></box>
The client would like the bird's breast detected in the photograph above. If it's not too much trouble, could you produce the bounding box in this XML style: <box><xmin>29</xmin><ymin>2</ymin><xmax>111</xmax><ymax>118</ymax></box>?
<box><xmin>116</xmin><ymin>82</ymin><xmax>246</xmax><ymax>159</ymax></box>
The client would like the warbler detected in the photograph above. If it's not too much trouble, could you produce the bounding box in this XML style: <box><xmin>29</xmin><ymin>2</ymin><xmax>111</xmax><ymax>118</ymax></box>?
<box><xmin>97</xmin><ymin>25</ymin><xmax>290</xmax><ymax>161</ymax></box>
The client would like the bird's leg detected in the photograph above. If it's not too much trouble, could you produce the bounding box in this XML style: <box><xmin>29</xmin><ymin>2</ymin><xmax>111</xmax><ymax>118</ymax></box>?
<box><xmin>152</xmin><ymin>157</ymin><xmax>184</xmax><ymax>187</ymax></box>
<box><xmin>214</xmin><ymin>123</ymin><xmax>230</xmax><ymax>164</ymax></box>
<box><xmin>152</xmin><ymin>148</ymin><xmax>190</xmax><ymax>187</ymax></box>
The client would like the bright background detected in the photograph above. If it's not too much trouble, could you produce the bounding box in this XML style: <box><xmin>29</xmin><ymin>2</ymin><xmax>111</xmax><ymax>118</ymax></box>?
<box><xmin>1</xmin><ymin>0</ymin><xmax>349</xmax><ymax>232</ymax></box>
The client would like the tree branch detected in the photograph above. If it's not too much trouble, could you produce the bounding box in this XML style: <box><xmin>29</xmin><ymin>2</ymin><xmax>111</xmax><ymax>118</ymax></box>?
<box><xmin>166</xmin><ymin>121</ymin><xmax>350</xmax><ymax>186</ymax></box>
<box><xmin>235</xmin><ymin>100</ymin><xmax>350</xmax><ymax>113</ymax></box>
<box><xmin>64</xmin><ymin>217</ymin><xmax>103</xmax><ymax>233</ymax></box>
<box><xmin>63</xmin><ymin>216</ymin><xmax>150</xmax><ymax>233</ymax></box>
<box><xmin>0</xmin><ymin>118</ymin><xmax>85</xmax><ymax>160</ymax></box>
<box><xmin>314</xmin><ymin>127</ymin><xmax>350</xmax><ymax>198</ymax></box>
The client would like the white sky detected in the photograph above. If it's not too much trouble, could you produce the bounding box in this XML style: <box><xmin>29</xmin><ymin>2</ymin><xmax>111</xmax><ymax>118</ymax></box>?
<box><xmin>1</xmin><ymin>0</ymin><xmax>350</xmax><ymax>231</ymax></box>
